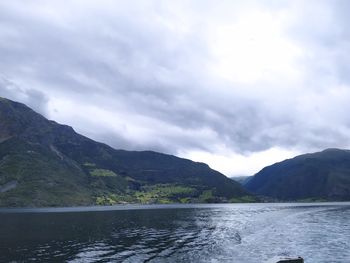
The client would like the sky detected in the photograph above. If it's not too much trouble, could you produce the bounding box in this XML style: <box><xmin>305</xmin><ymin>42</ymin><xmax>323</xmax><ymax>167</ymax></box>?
<box><xmin>1</xmin><ymin>0</ymin><xmax>350</xmax><ymax>176</ymax></box>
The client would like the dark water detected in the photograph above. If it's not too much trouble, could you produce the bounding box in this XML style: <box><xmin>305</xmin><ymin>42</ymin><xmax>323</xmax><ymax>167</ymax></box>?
<box><xmin>0</xmin><ymin>203</ymin><xmax>349</xmax><ymax>263</ymax></box>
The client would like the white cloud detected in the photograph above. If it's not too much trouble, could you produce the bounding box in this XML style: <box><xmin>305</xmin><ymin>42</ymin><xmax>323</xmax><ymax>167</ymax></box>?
<box><xmin>208</xmin><ymin>9</ymin><xmax>302</xmax><ymax>84</ymax></box>
<box><xmin>181</xmin><ymin>147</ymin><xmax>300</xmax><ymax>177</ymax></box>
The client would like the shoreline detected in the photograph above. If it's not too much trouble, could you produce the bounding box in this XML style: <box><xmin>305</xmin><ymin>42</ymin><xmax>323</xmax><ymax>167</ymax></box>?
<box><xmin>0</xmin><ymin>201</ymin><xmax>349</xmax><ymax>214</ymax></box>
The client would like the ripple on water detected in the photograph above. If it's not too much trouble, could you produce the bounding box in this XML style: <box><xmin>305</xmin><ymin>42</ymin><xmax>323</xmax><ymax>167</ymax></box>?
<box><xmin>1</xmin><ymin>203</ymin><xmax>350</xmax><ymax>262</ymax></box>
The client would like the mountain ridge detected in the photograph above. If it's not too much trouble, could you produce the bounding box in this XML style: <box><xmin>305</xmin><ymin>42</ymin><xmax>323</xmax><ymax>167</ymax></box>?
<box><xmin>0</xmin><ymin>97</ymin><xmax>251</xmax><ymax>207</ymax></box>
<box><xmin>245</xmin><ymin>148</ymin><xmax>350</xmax><ymax>201</ymax></box>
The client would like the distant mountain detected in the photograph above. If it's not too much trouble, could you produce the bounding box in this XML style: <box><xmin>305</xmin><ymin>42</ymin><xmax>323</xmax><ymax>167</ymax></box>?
<box><xmin>0</xmin><ymin>97</ymin><xmax>252</xmax><ymax>207</ymax></box>
<box><xmin>230</xmin><ymin>176</ymin><xmax>253</xmax><ymax>185</ymax></box>
<box><xmin>245</xmin><ymin>149</ymin><xmax>350</xmax><ymax>201</ymax></box>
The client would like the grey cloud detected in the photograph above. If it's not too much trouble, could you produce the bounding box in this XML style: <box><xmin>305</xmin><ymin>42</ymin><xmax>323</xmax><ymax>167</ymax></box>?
<box><xmin>0</xmin><ymin>0</ymin><xmax>350</xmax><ymax>157</ymax></box>
<box><xmin>0</xmin><ymin>76</ymin><xmax>48</xmax><ymax>116</ymax></box>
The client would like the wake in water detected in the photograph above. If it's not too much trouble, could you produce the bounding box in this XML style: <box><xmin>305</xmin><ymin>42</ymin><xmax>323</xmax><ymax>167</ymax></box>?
<box><xmin>0</xmin><ymin>203</ymin><xmax>349</xmax><ymax>262</ymax></box>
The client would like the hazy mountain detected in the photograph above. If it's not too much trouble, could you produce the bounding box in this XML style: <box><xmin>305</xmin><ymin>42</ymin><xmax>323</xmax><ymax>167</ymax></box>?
<box><xmin>245</xmin><ymin>149</ymin><xmax>350</xmax><ymax>201</ymax></box>
<box><xmin>230</xmin><ymin>176</ymin><xmax>253</xmax><ymax>185</ymax></box>
<box><xmin>0</xmin><ymin>97</ymin><xmax>252</xmax><ymax>207</ymax></box>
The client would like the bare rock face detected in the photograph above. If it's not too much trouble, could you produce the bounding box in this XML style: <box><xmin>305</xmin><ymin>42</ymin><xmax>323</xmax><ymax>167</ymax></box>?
<box><xmin>0</xmin><ymin>180</ymin><xmax>17</xmax><ymax>193</ymax></box>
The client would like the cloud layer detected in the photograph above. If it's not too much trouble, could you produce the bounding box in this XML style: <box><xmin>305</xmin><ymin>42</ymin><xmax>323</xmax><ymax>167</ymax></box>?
<box><xmin>1</xmin><ymin>0</ymin><xmax>350</xmax><ymax>175</ymax></box>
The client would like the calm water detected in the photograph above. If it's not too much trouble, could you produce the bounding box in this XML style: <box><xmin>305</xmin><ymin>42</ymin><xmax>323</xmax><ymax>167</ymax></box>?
<box><xmin>0</xmin><ymin>203</ymin><xmax>349</xmax><ymax>263</ymax></box>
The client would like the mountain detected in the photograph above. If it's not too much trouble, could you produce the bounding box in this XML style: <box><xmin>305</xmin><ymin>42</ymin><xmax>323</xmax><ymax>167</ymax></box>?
<box><xmin>245</xmin><ymin>149</ymin><xmax>350</xmax><ymax>201</ymax></box>
<box><xmin>230</xmin><ymin>176</ymin><xmax>253</xmax><ymax>185</ymax></box>
<box><xmin>0</xmin><ymin>97</ymin><xmax>251</xmax><ymax>207</ymax></box>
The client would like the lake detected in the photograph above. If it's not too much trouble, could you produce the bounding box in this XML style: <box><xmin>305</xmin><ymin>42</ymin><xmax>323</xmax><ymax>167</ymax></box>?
<box><xmin>0</xmin><ymin>203</ymin><xmax>349</xmax><ymax>262</ymax></box>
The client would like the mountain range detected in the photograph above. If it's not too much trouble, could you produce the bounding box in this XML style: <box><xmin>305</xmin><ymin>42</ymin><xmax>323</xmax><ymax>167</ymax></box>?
<box><xmin>1</xmin><ymin>97</ymin><xmax>350</xmax><ymax>207</ymax></box>
<box><xmin>0</xmin><ymin>97</ymin><xmax>251</xmax><ymax>207</ymax></box>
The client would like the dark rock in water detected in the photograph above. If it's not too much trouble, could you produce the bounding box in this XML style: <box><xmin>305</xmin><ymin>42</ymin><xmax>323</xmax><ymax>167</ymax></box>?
<box><xmin>276</xmin><ymin>257</ymin><xmax>304</xmax><ymax>263</ymax></box>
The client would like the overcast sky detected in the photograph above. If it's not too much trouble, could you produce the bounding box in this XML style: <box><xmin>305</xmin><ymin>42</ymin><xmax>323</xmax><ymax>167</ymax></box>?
<box><xmin>1</xmin><ymin>0</ymin><xmax>350</xmax><ymax>176</ymax></box>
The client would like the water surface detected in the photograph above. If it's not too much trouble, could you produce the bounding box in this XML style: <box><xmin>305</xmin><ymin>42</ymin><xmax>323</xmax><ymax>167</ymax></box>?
<box><xmin>0</xmin><ymin>203</ymin><xmax>349</xmax><ymax>262</ymax></box>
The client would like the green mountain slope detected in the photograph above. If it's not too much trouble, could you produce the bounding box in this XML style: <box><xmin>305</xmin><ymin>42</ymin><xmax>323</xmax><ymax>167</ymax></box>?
<box><xmin>0</xmin><ymin>97</ymin><xmax>251</xmax><ymax>207</ymax></box>
<box><xmin>245</xmin><ymin>149</ymin><xmax>350</xmax><ymax>201</ymax></box>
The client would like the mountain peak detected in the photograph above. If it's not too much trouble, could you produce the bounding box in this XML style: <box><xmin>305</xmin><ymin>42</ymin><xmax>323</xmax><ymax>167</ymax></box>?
<box><xmin>321</xmin><ymin>148</ymin><xmax>349</xmax><ymax>153</ymax></box>
<box><xmin>0</xmin><ymin>97</ymin><xmax>52</xmax><ymax>142</ymax></box>
<box><xmin>320</xmin><ymin>148</ymin><xmax>337</xmax><ymax>152</ymax></box>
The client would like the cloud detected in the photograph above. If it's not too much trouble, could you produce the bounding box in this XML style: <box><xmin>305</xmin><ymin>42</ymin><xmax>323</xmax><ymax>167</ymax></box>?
<box><xmin>1</xmin><ymin>0</ymin><xmax>350</xmax><ymax>175</ymax></box>
<box><xmin>0</xmin><ymin>76</ymin><xmax>48</xmax><ymax>116</ymax></box>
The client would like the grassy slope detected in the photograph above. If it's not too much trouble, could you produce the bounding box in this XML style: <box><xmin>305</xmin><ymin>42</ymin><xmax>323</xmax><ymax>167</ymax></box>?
<box><xmin>0</xmin><ymin>138</ymin><xmax>92</xmax><ymax>207</ymax></box>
